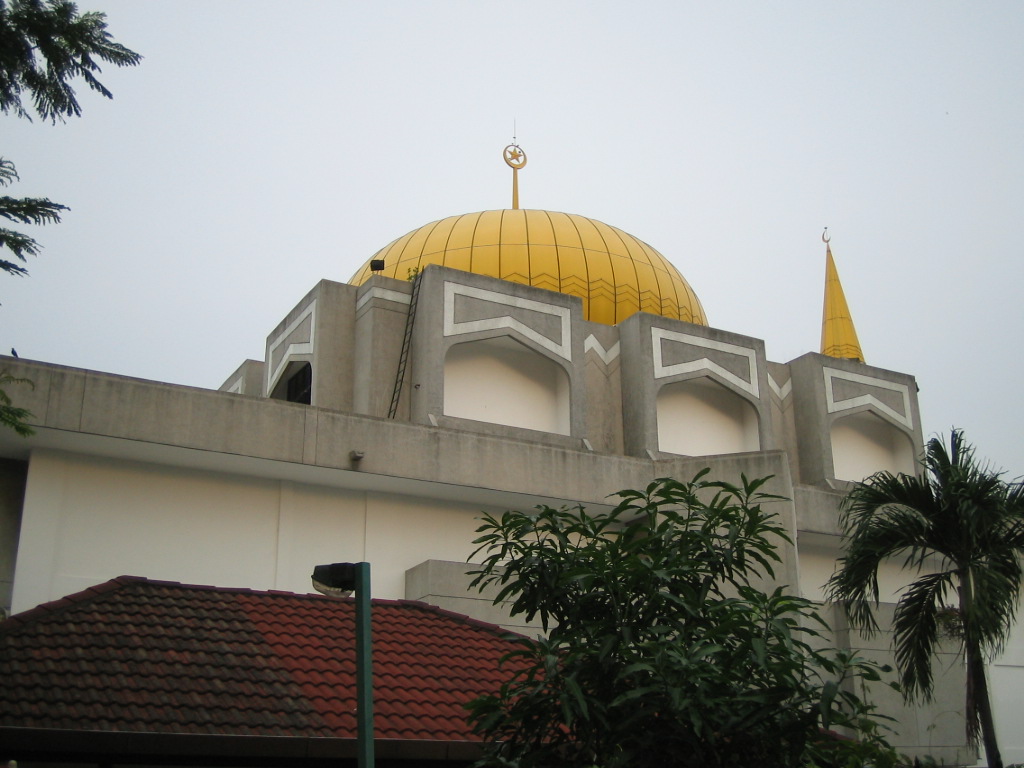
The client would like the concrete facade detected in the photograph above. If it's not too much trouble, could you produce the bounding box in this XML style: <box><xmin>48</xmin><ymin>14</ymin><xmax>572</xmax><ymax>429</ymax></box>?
<box><xmin>0</xmin><ymin>263</ymin><xmax>1011</xmax><ymax>764</ymax></box>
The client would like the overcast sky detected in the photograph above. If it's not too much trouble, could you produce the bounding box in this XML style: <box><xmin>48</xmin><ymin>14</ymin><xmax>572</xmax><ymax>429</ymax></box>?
<box><xmin>3</xmin><ymin>1</ymin><xmax>1023</xmax><ymax>477</ymax></box>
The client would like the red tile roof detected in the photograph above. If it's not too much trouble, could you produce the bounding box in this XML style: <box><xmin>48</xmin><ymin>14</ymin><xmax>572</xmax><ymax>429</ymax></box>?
<box><xmin>0</xmin><ymin>576</ymin><xmax>521</xmax><ymax>750</ymax></box>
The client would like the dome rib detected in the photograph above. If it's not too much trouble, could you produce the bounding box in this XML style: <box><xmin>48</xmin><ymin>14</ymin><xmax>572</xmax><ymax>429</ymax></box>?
<box><xmin>618</xmin><ymin>224</ymin><xmax>644</xmax><ymax>324</ymax></box>
<box><xmin>351</xmin><ymin>209</ymin><xmax>706</xmax><ymax>327</ymax></box>
<box><xmin>521</xmin><ymin>207</ymin><xmax>532</xmax><ymax>286</ymax></box>
<box><xmin>468</xmin><ymin>211</ymin><xmax>485</xmax><ymax>278</ymax></box>
<box><xmin>524</xmin><ymin>210</ymin><xmax>558</xmax><ymax>294</ymax></box>
<box><xmin>594</xmin><ymin>219</ymin><xmax>641</xmax><ymax>324</ymax></box>
<box><xmin>544</xmin><ymin>210</ymin><xmax>565</xmax><ymax>300</ymax></box>
<box><xmin>439</xmin><ymin>213</ymin><xmax>462</xmax><ymax>272</ymax></box>
<box><xmin>579</xmin><ymin>216</ymin><xmax>616</xmax><ymax>324</ymax></box>
<box><xmin>498</xmin><ymin>207</ymin><xmax>530</xmax><ymax>284</ymax></box>
<box><xmin>564</xmin><ymin>213</ymin><xmax>593</xmax><ymax>321</ymax></box>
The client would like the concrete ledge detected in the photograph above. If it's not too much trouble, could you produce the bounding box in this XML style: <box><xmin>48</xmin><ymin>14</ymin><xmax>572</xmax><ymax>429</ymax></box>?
<box><xmin>793</xmin><ymin>485</ymin><xmax>844</xmax><ymax>537</ymax></box>
<box><xmin>0</xmin><ymin>359</ymin><xmax>796</xmax><ymax>512</ymax></box>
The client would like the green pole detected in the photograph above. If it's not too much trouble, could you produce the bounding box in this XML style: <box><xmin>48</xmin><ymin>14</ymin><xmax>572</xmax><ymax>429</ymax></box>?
<box><xmin>354</xmin><ymin>562</ymin><xmax>374</xmax><ymax>768</ymax></box>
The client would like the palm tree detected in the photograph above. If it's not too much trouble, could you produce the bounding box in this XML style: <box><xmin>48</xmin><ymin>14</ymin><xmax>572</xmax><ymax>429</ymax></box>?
<box><xmin>826</xmin><ymin>429</ymin><xmax>1024</xmax><ymax>768</ymax></box>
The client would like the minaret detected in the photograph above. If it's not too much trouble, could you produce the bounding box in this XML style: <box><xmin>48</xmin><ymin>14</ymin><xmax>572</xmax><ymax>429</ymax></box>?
<box><xmin>820</xmin><ymin>229</ymin><xmax>865</xmax><ymax>363</ymax></box>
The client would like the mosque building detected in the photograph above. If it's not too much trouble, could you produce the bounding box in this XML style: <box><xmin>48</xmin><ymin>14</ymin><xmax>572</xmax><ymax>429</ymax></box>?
<box><xmin>0</xmin><ymin>144</ymin><xmax>1006</xmax><ymax>763</ymax></box>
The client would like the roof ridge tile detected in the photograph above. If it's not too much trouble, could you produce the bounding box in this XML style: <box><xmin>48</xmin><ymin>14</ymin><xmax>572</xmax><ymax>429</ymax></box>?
<box><xmin>392</xmin><ymin>598</ymin><xmax>525</xmax><ymax>639</ymax></box>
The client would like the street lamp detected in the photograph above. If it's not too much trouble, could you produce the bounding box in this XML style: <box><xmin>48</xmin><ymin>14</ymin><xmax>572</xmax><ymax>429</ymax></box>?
<box><xmin>312</xmin><ymin>562</ymin><xmax>374</xmax><ymax>768</ymax></box>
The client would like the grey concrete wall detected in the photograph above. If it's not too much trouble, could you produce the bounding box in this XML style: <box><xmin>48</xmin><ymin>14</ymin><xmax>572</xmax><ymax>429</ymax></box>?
<box><xmin>0</xmin><ymin>359</ymin><xmax>799</xmax><ymax>516</ymax></box>
<box><xmin>352</xmin><ymin>275</ymin><xmax>413</xmax><ymax>419</ymax></box>
<box><xmin>406</xmin><ymin>559</ymin><xmax>544</xmax><ymax>635</ymax></box>
<box><xmin>619</xmin><ymin>311</ymin><xmax>773</xmax><ymax>459</ymax></box>
<box><xmin>790</xmin><ymin>353</ymin><xmax>922</xmax><ymax>487</ymax></box>
<box><xmin>310</xmin><ymin>280</ymin><xmax>358</xmax><ymax>411</ymax></box>
<box><xmin>794</xmin><ymin>484</ymin><xmax>844</xmax><ymax>537</ymax></box>
<box><xmin>409</xmin><ymin>266</ymin><xmax>587</xmax><ymax>438</ymax></box>
<box><xmin>580</xmin><ymin>321</ymin><xmax>624</xmax><ymax>454</ymax></box>
<box><xmin>218</xmin><ymin>359</ymin><xmax>265</xmax><ymax>396</ymax></box>
<box><xmin>263</xmin><ymin>280</ymin><xmax>359</xmax><ymax>411</ymax></box>
<box><xmin>767</xmin><ymin>361</ymin><xmax>802</xmax><ymax>482</ymax></box>
<box><xmin>264</xmin><ymin>282</ymin><xmax>319</xmax><ymax>401</ymax></box>
<box><xmin>618</xmin><ymin>314</ymin><xmax>651</xmax><ymax>457</ymax></box>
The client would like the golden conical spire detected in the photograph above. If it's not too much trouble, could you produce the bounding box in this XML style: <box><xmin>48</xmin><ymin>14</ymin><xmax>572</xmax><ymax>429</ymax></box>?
<box><xmin>820</xmin><ymin>229</ymin><xmax>865</xmax><ymax>362</ymax></box>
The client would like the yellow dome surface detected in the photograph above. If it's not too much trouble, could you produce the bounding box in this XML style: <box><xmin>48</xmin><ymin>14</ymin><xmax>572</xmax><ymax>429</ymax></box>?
<box><xmin>349</xmin><ymin>209</ymin><xmax>707</xmax><ymax>326</ymax></box>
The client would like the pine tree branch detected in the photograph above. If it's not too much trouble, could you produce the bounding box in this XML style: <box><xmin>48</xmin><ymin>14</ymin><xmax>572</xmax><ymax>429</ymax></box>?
<box><xmin>0</xmin><ymin>195</ymin><xmax>68</xmax><ymax>224</ymax></box>
<box><xmin>0</xmin><ymin>0</ymin><xmax>142</xmax><ymax>123</ymax></box>
<box><xmin>0</xmin><ymin>228</ymin><xmax>42</xmax><ymax>265</ymax></box>
<box><xmin>0</xmin><ymin>158</ymin><xmax>68</xmax><ymax>269</ymax></box>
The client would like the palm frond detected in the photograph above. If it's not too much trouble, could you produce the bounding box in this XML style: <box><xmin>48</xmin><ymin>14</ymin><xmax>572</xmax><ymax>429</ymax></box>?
<box><xmin>827</xmin><ymin>472</ymin><xmax>940</xmax><ymax>632</ymax></box>
<box><xmin>891</xmin><ymin>571</ymin><xmax>955</xmax><ymax>700</ymax></box>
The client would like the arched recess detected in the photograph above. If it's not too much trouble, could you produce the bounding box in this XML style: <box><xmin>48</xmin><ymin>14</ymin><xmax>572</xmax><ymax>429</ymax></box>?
<box><xmin>830</xmin><ymin>410</ymin><xmax>916</xmax><ymax>482</ymax></box>
<box><xmin>270</xmin><ymin>361</ymin><xmax>312</xmax><ymax>404</ymax></box>
<box><xmin>656</xmin><ymin>377</ymin><xmax>760</xmax><ymax>456</ymax></box>
<box><xmin>444</xmin><ymin>336</ymin><xmax>570</xmax><ymax>435</ymax></box>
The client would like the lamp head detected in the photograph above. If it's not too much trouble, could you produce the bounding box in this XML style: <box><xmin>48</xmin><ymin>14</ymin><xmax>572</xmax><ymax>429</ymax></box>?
<box><xmin>312</xmin><ymin>562</ymin><xmax>358</xmax><ymax>598</ymax></box>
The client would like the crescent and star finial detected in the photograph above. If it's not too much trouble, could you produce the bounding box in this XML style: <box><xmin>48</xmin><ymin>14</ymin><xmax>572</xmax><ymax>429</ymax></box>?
<box><xmin>504</xmin><ymin>142</ymin><xmax>527</xmax><ymax>209</ymax></box>
<box><xmin>503</xmin><ymin>143</ymin><xmax>527</xmax><ymax>170</ymax></box>
<box><xmin>822</xmin><ymin>227</ymin><xmax>831</xmax><ymax>244</ymax></box>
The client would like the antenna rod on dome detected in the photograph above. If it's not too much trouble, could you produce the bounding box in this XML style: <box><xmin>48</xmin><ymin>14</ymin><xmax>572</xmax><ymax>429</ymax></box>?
<box><xmin>503</xmin><ymin>141</ymin><xmax>527</xmax><ymax>209</ymax></box>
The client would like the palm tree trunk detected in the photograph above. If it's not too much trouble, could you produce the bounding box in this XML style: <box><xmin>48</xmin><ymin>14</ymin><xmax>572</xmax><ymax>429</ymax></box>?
<box><xmin>962</xmin><ymin>574</ymin><xmax>1003</xmax><ymax>768</ymax></box>
<box><xmin>967</xmin><ymin>646</ymin><xmax>1002</xmax><ymax>768</ymax></box>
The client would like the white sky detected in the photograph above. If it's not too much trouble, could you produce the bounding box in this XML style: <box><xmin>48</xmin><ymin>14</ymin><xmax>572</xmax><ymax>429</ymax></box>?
<box><xmin>3</xmin><ymin>1</ymin><xmax>1023</xmax><ymax>477</ymax></box>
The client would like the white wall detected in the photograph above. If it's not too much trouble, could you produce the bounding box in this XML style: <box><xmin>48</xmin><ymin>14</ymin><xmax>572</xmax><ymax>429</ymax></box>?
<box><xmin>830</xmin><ymin>411</ymin><xmax>916</xmax><ymax>482</ymax></box>
<box><xmin>12</xmin><ymin>450</ymin><xmax>488</xmax><ymax>613</ymax></box>
<box><xmin>795</xmin><ymin>545</ymin><xmax>837</xmax><ymax>603</ymax></box>
<box><xmin>798</xmin><ymin>543</ymin><xmax>924</xmax><ymax>603</ymax></box>
<box><xmin>444</xmin><ymin>337</ymin><xmax>570</xmax><ymax>435</ymax></box>
<box><xmin>988</xmin><ymin>661</ymin><xmax>1024</xmax><ymax>765</ymax></box>
<box><xmin>656</xmin><ymin>378</ymin><xmax>759</xmax><ymax>456</ymax></box>
<box><xmin>982</xmin><ymin>617</ymin><xmax>1024</xmax><ymax>765</ymax></box>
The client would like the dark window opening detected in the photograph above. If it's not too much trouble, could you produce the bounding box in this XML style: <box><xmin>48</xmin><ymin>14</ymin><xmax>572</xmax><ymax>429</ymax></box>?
<box><xmin>286</xmin><ymin>363</ymin><xmax>312</xmax><ymax>404</ymax></box>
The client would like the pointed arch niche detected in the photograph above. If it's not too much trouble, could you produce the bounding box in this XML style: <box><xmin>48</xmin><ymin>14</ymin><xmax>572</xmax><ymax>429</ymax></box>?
<box><xmin>269</xmin><ymin>361</ymin><xmax>312</xmax><ymax>404</ymax></box>
<box><xmin>656</xmin><ymin>378</ymin><xmax>759</xmax><ymax>456</ymax></box>
<box><xmin>830</xmin><ymin>411</ymin><xmax>916</xmax><ymax>482</ymax></box>
<box><xmin>444</xmin><ymin>336</ymin><xmax>570</xmax><ymax>435</ymax></box>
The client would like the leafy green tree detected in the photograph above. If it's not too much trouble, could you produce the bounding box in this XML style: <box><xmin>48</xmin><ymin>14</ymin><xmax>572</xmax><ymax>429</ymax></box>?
<box><xmin>468</xmin><ymin>471</ymin><xmax>900</xmax><ymax>768</ymax></box>
<box><xmin>826</xmin><ymin>430</ymin><xmax>1024</xmax><ymax>768</ymax></box>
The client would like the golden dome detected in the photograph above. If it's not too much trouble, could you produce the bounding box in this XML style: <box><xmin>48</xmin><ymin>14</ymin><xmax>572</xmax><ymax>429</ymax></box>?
<box><xmin>349</xmin><ymin>209</ymin><xmax>707</xmax><ymax>326</ymax></box>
